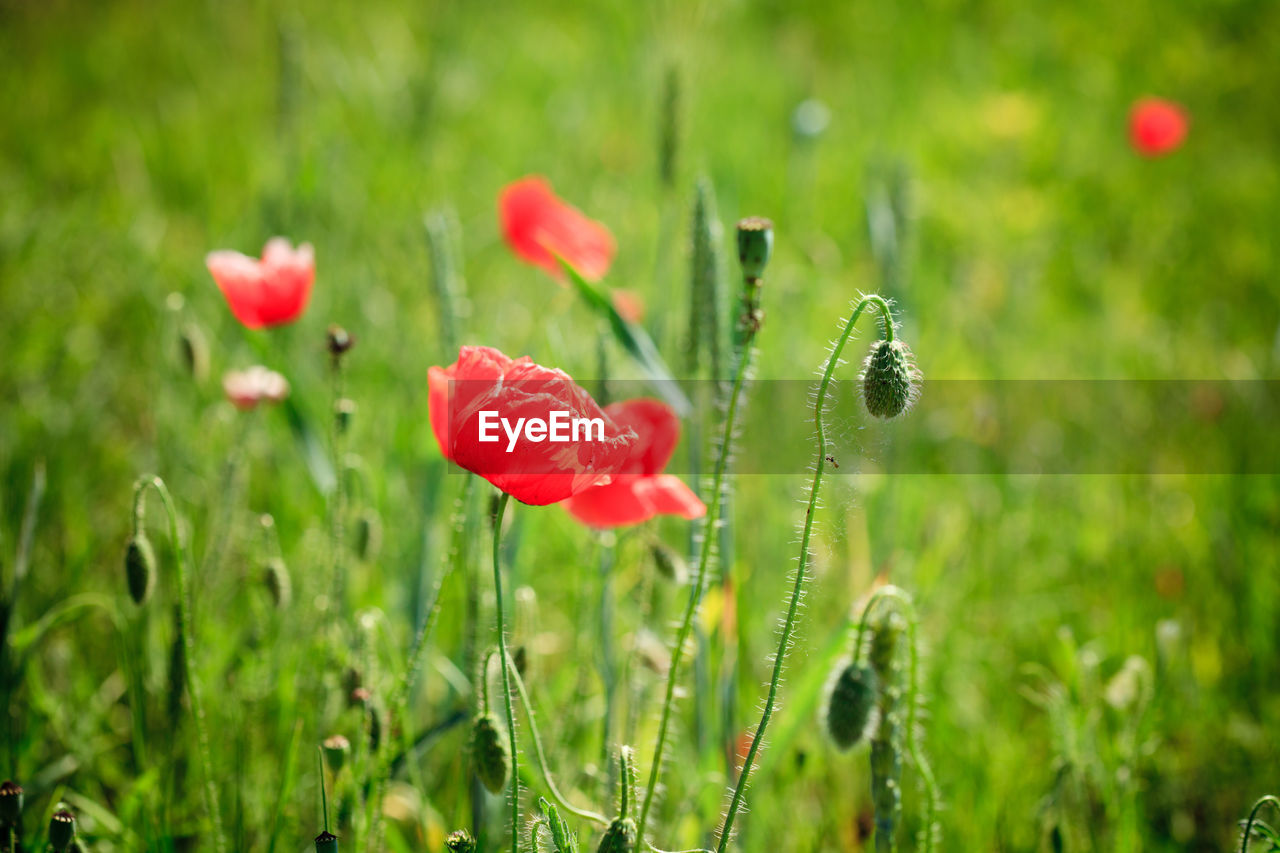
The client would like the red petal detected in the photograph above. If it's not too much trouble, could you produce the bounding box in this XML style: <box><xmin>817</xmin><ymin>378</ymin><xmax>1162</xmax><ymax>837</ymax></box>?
<box><xmin>605</xmin><ymin>398</ymin><xmax>681</xmax><ymax>476</ymax></box>
<box><xmin>499</xmin><ymin>176</ymin><xmax>616</xmax><ymax>282</ymax></box>
<box><xmin>1129</xmin><ymin>98</ymin><xmax>1188</xmax><ymax>157</ymax></box>
<box><xmin>635</xmin><ymin>475</ymin><xmax>706</xmax><ymax>520</ymax></box>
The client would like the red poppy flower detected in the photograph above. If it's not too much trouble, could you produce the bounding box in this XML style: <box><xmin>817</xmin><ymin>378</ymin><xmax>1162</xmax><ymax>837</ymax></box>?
<box><xmin>1129</xmin><ymin>98</ymin><xmax>1188</xmax><ymax>157</ymax></box>
<box><xmin>564</xmin><ymin>398</ymin><xmax>706</xmax><ymax>528</ymax></box>
<box><xmin>428</xmin><ymin>346</ymin><xmax>637</xmax><ymax>506</ymax></box>
<box><xmin>499</xmin><ymin>176</ymin><xmax>615</xmax><ymax>282</ymax></box>
<box><xmin>206</xmin><ymin>237</ymin><xmax>315</xmax><ymax>329</ymax></box>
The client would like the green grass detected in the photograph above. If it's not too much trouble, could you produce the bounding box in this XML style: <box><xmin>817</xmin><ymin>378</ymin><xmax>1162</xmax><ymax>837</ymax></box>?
<box><xmin>2</xmin><ymin>0</ymin><xmax>1279</xmax><ymax>851</ymax></box>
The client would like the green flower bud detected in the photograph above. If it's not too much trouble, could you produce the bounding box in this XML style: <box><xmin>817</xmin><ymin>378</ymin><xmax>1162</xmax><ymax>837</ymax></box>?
<box><xmin>735</xmin><ymin>217</ymin><xmax>774</xmax><ymax>281</ymax></box>
<box><xmin>315</xmin><ymin>830</ymin><xmax>339</xmax><ymax>853</ymax></box>
<box><xmin>595</xmin><ymin>817</ymin><xmax>637</xmax><ymax>853</ymax></box>
<box><xmin>446</xmin><ymin>829</ymin><xmax>477</xmax><ymax>852</ymax></box>
<box><xmin>0</xmin><ymin>780</ymin><xmax>22</xmax><ymax>826</ymax></box>
<box><xmin>860</xmin><ymin>338</ymin><xmax>920</xmax><ymax>419</ymax></box>
<box><xmin>124</xmin><ymin>534</ymin><xmax>156</xmax><ymax>606</ymax></box>
<box><xmin>263</xmin><ymin>557</ymin><xmax>292</xmax><ymax>608</ymax></box>
<box><xmin>824</xmin><ymin>661</ymin><xmax>879</xmax><ymax>751</ymax></box>
<box><xmin>322</xmin><ymin>734</ymin><xmax>350</xmax><ymax>774</ymax></box>
<box><xmin>49</xmin><ymin>809</ymin><xmax>76</xmax><ymax>851</ymax></box>
<box><xmin>531</xmin><ymin>798</ymin><xmax>577</xmax><ymax>853</ymax></box>
<box><xmin>472</xmin><ymin>714</ymin><xmax>509</xmax><ymax>795</ymax></box>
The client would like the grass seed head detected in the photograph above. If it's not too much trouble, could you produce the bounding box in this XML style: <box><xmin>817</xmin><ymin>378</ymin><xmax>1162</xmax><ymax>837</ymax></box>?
<box><xmin>472</xmin><ymin>714</ymin><xmax>510</xmax><ymax>794</ymax></box>
<box><xmin>860</xmin><ymin>338</ymin><xmax>920</xmax><ymax>419</ymax></box>
<box><xmin>124</xmin><ymin>533</ymin><xmax>156</xmax><ymax>606</ymax></box>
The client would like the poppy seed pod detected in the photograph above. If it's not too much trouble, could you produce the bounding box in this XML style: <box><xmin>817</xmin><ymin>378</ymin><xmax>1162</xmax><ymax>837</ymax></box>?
<box><xmin>125</xmin><ymin>534</ymin><xmax>157</xmax><ymax>605</ymax></box>
<box><xmin>824</xmin><ymin>661</ymin><xmax>880</xmax><ymax>751</ymax></box>
<box><xmin>0</xmin><ymin>780</ymin><xmax>23</xmax><ymax>826</ymax></box>
<box><xmin>322</xmin><ymin>734</ymin><xmax>350</xmax><ymax>774</ymax></box>
<box><xmin>595</xmin><ymin>817</ymin><xmax>637</xmax><ymax>853</ymax></box>
<box><xmin>263</xmin><ymin>557</ymin><xmax>292</xmax><ymax>608</ymax></box>
<box><xmin>860</xmin><ymin>338</ymin><xmax>921</xmax><ymax>419</ymax></box>
<box><xmin>736</xmin><ymin>217</ymin><xmax>774</xmax><ymax>281</ymax></box>
<box><xmin>446</xmin><ymin>829</ymin><xmax>477</xmax><ymax>852</ymax></box>
<box><xmin>49</xmin><ymin>809</ymin><xmax>76</xmax><ymax>851</ymax></box>
<box><xmin>327</xmin><ymin>324</ymin><xmax>355</xmax><ymax>358</ymax></box>
<box><xmin>472</xmin><ymin>714</ymin><xmax>510</xmax><ymax>795</ymax></box>
<box><xmin>315</xmin><ymin>830</ymin><xmax>339</xmax><ymax>853</ymax></box>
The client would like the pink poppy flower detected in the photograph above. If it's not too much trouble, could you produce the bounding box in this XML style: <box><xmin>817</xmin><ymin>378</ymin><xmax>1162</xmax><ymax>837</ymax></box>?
<box><xmin>223</xmin><ymin>366</ymin><xmax>290</xmax><ymax>411</ymax></box>
<box><xmin>206</xmin><ymin>238</ymin><xmax>315</xmax><ymax>329</ymax></box>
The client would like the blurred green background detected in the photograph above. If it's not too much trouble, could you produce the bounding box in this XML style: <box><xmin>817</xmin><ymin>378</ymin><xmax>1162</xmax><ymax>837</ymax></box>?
<box><xmin>2</xmin><ymin>0</ymin><xmax>1279</xmax><ymax>850</ymax></box>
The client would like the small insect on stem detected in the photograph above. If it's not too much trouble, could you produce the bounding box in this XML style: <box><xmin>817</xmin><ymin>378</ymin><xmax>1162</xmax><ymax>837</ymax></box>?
<box><xmin>826</xmin><ymin>455</ymin><xmax>839</xmax><ymax>469</ymax></box>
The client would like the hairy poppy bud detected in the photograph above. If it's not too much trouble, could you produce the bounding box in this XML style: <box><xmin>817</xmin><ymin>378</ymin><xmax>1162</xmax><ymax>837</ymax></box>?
<box><xmin>649</xmin><ymin>541</ymin><xmax>688</xmax><ymax>585</ymax></box>
<box><xmin>0</xmin><ymin>780</ymin><xmax>23</xmax><ymax>826</ymax></box>
<box><xmin>595</xmin><ymin>817</ymin><xmax>637</xmax><ymax>853</ymax></box>
<box><xmin>736</xmin><ymin>217</ymin><xmax>774</xmax><ymax>281</ymax></box>
<box><xmin>49</xmin><ymin>809</ymin><xmax>75</xmax><ymax>851</ymax></box>
<box><xmin>125</xmin><ymin>534</ymin><xmax>157</xmax><ymax>605</ymax></box>
<box><xmin>322</xmin><ymin>734</ymin><xmax>350</xmax><ymax>774</ymax></box>
<box><xmin>315</xmin><ymin>830</ymin><xmax>339</xmax><ymax>853</ymax></box>
<box><xmin>824</xmin><ymin>661</ymin><xmax>879</xmax><ymax>751</ymax></box>
<box><xmin>263</xmin><ymin>557</ymin><xmax>292</xmax><ymax>608</ymax></box>
<box><xmin>446</xmin><ymin>829</ymin><xmax>477</xmax><ymax>852</ymax></box>
<box><xmin>472</xmin><ymin>714</ymin><xmax>509</xmax><ymax>795</ymax></box>
<box><xmin>860</xmin><ymin>338</ymin><xmax>920</xmax><ymax>419</ymax></box>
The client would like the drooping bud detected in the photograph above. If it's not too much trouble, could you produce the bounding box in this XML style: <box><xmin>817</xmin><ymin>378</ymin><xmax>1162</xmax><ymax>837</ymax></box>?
<box><xmin>446</xmin><ymin>829</ymin><xmax>477</xmax><ymax>852</ymax></box>
<box><xmin>860</xmin><ymin>338</ymin><xmax>920</xmax><ymax>419</ymax></box>
<box><xmin>649</xmin><ymin>541</ymin><xmax>688</xmax><ymax>585</ymax></box>
<box><xmin>735</xmin><ymin>217</ymin><xmax>774</xmax><ymax>281</ymax></box>
<box><xmin>315</xmin><ymin>830</ymin><xmax>339</xmax><ymax>853</ymax></box>
<box><xmin>124</xmin><ymin>533</ymin><xmax>157</xmax><ymax>605</ymax></box>
<box><xmin>322</xmin><ymin>734</ymin><xmax>350</xmax><ymax>774</ymax></box>
<box><xmin>0</xmin><ymin>780</ymin><xmax>23</xmax><ymax>826</ymax></box>
<box><xmin>823</xmin><ymin>661</ymin><xmax>879</xmax><ymax>751</ymax></box>
<box><xmin>263</xmin><ymin>556</ymin><xmax>292</xmax><ymax>608</ymax></box>
<box><xmin>595</xmin><ymin>817</ymin><xmax>637</xmax><ymax>853</ymax></box>
<box><xmin>49</xmin><ymin>809</ymin><xmax>76</xmax><ymax>851</ymax></box>
<box><xmin>472</xmin><ymin>714</ymin><xmax>509</xmax><ymax>795</ymax></box>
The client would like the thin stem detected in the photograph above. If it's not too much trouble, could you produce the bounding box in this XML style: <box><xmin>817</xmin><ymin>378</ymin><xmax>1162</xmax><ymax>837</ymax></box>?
<box><xmin>491</xmin><ymin>492</ymin><xmax>520</xmax><ymax>853</ymax></box>
<box><xmin>318</xmin><ymin>745</ymin><xmax>330</xmax><ymax>833</ymax></box>
<box><xmin>597</xmin><ymin>537</ymin><xmax>618</xmax><ymax>767</ymax></box>
<box><xmin>132</xmin><ymin>475</ymin><xmax>226</xmax><ymax>853</ymax></box>
<box><xmin>715</xmin><ymin>295</ymin><xmax>892</xmax><ymax>852</ymax></box>
<box><xmin>1241</xmin><ymin>795</ymin><xmax>1280</xmax><ymax>853</ymax></box>
<box><xmin>636</xmin><ymin>321</ymin><xmax>759</xmax><ymax>841</ymax></box>
<box><xmin>505</xmin><ymin>651</ymin><xmax>609</xmax><ymax>826</ymax></box>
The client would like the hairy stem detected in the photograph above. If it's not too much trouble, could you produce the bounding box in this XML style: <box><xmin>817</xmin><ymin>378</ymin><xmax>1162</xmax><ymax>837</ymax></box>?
<box><xmin>715</xmin><ymin>295</ymin><xmax>893</xmax><ymax>851</ymax></box>
<box><xmin>132</xmin><ymin>475</ymin><xmax>225</xmax><ymax>853</ymax></box>
<box><xmin>491</xmin><ymin>492</ymin><xmax>520</xmax><ymax>852</ymax></box>
<box><xmin>1241</xmin><ymin>795</ymin><xmax>1280</xmax><ymax>853</ymax></box>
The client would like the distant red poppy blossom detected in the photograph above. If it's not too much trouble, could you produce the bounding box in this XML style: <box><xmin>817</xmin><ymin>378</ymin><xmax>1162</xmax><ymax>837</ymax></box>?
<box><xmin>610</xmin><ymin>289</ymin><xmax>646</xmax><ymax>324</ymax></box>
<box><xmin>428</xmin><ymin>346</ymin><xmax>637</xmax><ymax>506</ymax></box>
<box><xmin>206</xmin><ymin>237</ymin><xmax>315</xmax><ymax>329</ymax></box>
<box><xmin>1129</xmin><ymin>98</ymin><xmax>1188</xmax><ymax>157</ymax></box>
<box><xmin>499</xmin><ymin>177</ymin><xmax>616</xmax><ymax>282</ymax></box>
<box><xmin>564</xmin><ymin>398</ymin><xmax>705</xmax><ymax>528</ymax></box>
<box><xmin>223</xmin><ymin>366</ymin><xmax>290</xmax><ymax>411</ymax></box>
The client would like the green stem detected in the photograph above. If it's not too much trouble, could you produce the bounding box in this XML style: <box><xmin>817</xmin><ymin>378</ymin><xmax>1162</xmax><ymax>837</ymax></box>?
<box><xmin>636</xmin><ymin>322</ymin><xmax>759</xmax><ymax>841</ymax></box>
<box><xmin>491</xmin><ymin>492</ymin><xmax>520</xmax><ymax>853</ymax></box>
<box><xmin>715</xmin><ymin>295</ymin><xmax>893</xmax><ymax>852</ymax></box>
<box><xmin>329</xmin><ymin>358</ymin><xmax>347</xmax><ymax>612</ymax></box>
<box><xmin>506</xmin><ymin>651</ymin><xmax>610</xmax><ymax>826</ymax></box>
<box><xmin>132</xmin><ymin>475</ymin><xmax>226</xmax><ymax>853</ymax></box>
<box><xmin>1241</xmin><ymin>795</ymin><xmax>1280</xmax><ymax>853</ymax></box>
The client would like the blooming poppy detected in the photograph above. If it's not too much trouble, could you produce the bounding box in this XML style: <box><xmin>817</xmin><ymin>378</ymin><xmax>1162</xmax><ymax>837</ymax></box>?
<box><xmin>499</xmin><ymin>176</ymin><xmax>615</xmax><ymax>282</ymax></box>
<box><xmin>206</xmin><ymin>237</ymin><xmax>315</xmax><ymax>329</ymax></box>
<box><xmin>563</xmin><ymin>398</ymin><xmax>706</xmax><ymax>528</ymax></box>
<box><xmin>223</xmin><ymin>366</ymin><xmax>290</xmax><ymax>410</ymax></box>
<box><xmin>1129</xmin><ymin>98</ymin><xmax>1188</xmax><ymax>157</ymax></box>
<box><xmin>428</xmin><ymin>346</ymin><xmax>637</xmax><ymax>506</ymax></box>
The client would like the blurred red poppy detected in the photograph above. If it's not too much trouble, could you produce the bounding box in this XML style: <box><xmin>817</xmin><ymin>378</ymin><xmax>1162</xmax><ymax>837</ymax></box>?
<box><xmin>1129</xmin><ymin>98</ymin><xmax>1188</xmax><ymax>157</ymax></box>
<box><xmin>223</xmin><ymin>366</ymin><xmax>289</xmax><ymax>411</ymax></box>
<box><xmin>428</xmin><ymin>346</ymin><xmax>637</xmax><ymax>506</ymax></box>
<box><xmin>564</xmin><ymin>398</ymin><xmax>705</xmax><ymax>528</ymax></box>
<box><xmin>206</xmin><ymin>237</ymin><xmax>315</xmax><ymax>329</ymax></box>
<box><xmin>499</xmin><ymin>176</ymin><xmax>615</xmax><ymax>282</ymax></box>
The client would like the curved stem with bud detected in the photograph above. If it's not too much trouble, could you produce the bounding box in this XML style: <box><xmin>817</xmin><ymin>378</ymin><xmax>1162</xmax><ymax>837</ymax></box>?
<box><xmin>715</xmin><ymin>295</ymin><xmax>896</xmax><ymax>852</ymax></box>
<box><xmin>1241</xmin><ymin>795</ymin><xmax>1280</xmax><ymax>853</ymax></box>
<box><xmin>131</xmin><ymin>475</ymin><xmax>225</xmax><ymax>853</ymax></box>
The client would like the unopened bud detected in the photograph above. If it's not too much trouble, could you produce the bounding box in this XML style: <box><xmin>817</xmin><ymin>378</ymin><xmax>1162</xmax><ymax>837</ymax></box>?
<box><xmin>49</xmin><ymin>809</ymin><xmax>76</xmax><ymax>851</ymax></box>
<box><xmin>352</xmin><ymin>509</ymin><xmax>380</xmax><ymax>562</ymax></box>
<box><xmin>472</xmin><ymin>714</ymin><xmax>509</xmax><ymax>795</ymax></box>
<box><xmin>125</xmin><ymin>534</ymin><xmax>156</xmax><ymax>606</ymax></box>
<box><xmin>263</xmin><ymin>557</ymin><xmax>292</xmax><ymax>608</ymax></box>
<box><xmin>860</xmin><ymin>338</ymin><xmax>920</xmax><ymax>419</ymax></box>
<box><xmin>824</xmin><ymin>661</ymin><xmax>879</xmax><ymax>751</ymax></box>
<box><xmin>446</xmin><ymin>829</ymin><xmax>477</xmax><ymax>852</ymax></box>
<box><xmin>736</xmin><ymin>217</ymin><xmax>774</xmax><ymax>281</ymax></box>
<box><xmin>178</xmin><ymin>322</ymin><xmax>210</xmax><ymax>382</ymax></box>
<box><xmin>323</xmin><ymin>734</ymin><xmax>350</xmax><ymax>773</ymax></box>
<box><xmin>596</xmin><ymin>817</ymin><xmax>637</xmax><ymax>853</ymax></box>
